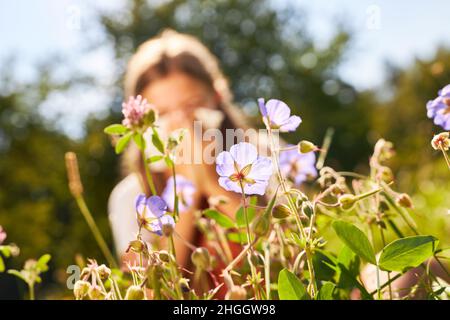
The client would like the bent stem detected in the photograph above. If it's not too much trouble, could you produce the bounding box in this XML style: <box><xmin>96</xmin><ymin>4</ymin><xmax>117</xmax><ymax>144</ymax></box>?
<box><xmin>75</xmin><ymin>195</ymin><xmax>117</xmax><ymax>269</ymax></box>
<box><xmin>266</xmin><ymin>126</ymin><xmax>317</xmax><ymax>297</ymax></box>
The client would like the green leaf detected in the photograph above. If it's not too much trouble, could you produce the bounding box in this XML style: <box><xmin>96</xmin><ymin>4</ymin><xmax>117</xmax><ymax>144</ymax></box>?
<box><xmin>133</xmin><ymin>133</ymin><xmax>146</xmax><ymax>151</ymax></box>
<box><xmin>8</xmin><ymin>269</ymin><xmax>27</xmax><ymax>283</ymax></box>
<box><xmin>37</xmin><ymin>254</ymin><xmax>51</xmax><ymax>272</ymax></box>
<box><xmin>316</xmin><ymin>282</ymin><xmax>336</xmax><ymax>300</ymax></box>
<box><xmin>332</xmin><ymin>220</ymin><xmax>376</xmax><ymax>265</ymax></box>
<box><xmin>378</xmin><ymin>235</ymin><xmax>438</xmax><ymax>272</ymax></box>
<box><xmin>236</xmin><ymin>196</ymin><xmax>257</xmax><ymax>228</ymax></box>
<box><xmin>147</xmin><ymin>155</ymin><xmax>164</xmax><ymax>163</ymax></box>
<box><xmin>115</xmin><ymin>132</ymin><xmax>133</xmax><ymax>154</ymax></box>
<box><xmin>226</xmin><ymin>232</ymin><xmax>247</xmax><ymax>244</ymax></box>
<box><xmin>277</xmin><ymin>268</ymin><xmax>310</xmax><ymax>300</ymax></box>
<box><xmin>203</xmin><ymin>209</ymin><xmax>235</xmax><ymax>229</ymax></box>
<box><xmin>151</xmin><ymin>128</ymin><xmax>165</xmax><ymax>154</ymax></box>
<box><xmin>104</xmin><ymin>124</ymin><xmax>128</xmax><ymax>135</ymax></box>
<box><xmin>0</xmin><ymin>256</ymin><xmax>4</xmax><ymax>272</ymax></box>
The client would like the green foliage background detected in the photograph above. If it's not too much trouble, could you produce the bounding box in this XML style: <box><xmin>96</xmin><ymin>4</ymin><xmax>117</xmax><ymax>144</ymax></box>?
<box><xmin>0</xmin><ymin>0</ymin><xmax>448</xmax><ymax>298</ymax></box>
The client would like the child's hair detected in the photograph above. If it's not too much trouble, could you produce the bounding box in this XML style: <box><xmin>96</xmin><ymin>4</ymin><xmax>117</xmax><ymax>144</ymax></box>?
<box><xmin>121</xmin><ymin>29</ymin><xmax>248</xmax><ymax>181</ymax></box>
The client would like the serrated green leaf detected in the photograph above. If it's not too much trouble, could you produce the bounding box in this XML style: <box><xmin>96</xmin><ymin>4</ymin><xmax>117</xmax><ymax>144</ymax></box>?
<box><xmin>151</xmin><ymin>128</ymin><xmax>165</xmax><ymax>154</ymax></box>
<box><xmin>378</xmin><ymin>235</ymin><xmax>438</xmax><ymax>272</ymax></box>
<box><xmin>277</xmin><ymin>268</ymin><xmax>310</xmax><ymax>300</ymax></box>
<box><xmin>316</xmin><ymin>282</ymin><xmax>336</xmax><ymax>300</ymax></box>
<box><xmin>332</xmin><ymin>220</ymin><xmax>376</xmax><ymax>265</ymax></box>
<box><xmin>104</xmin><ymin>124</ymin><xmax>128</xmax><ymax>135</ymax></box>
<box><xmin>133</xmin><ymin>133</ymin><xmax>146</xmax><ymax>151</ymax></box>
<box><xmin>147</xmin><ymin>155</ymin><xmax>164</xmax><ymax>163</ymax></box>
<box><xmin>203</xmin><ymin>209</ymin><xmax>235</xmax><ymax>229</ymax></box>
<box><xmin>115</xmin><ymin>132</ymin><xmax>133</xmax><ymax>154</ymax></box>
<box><xmin>227</xmin><ymin>232</ymin><xmax>247</xmax><ymax>244</ymax></box>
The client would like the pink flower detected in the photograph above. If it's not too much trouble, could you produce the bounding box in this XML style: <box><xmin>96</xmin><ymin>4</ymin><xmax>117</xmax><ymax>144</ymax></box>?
<box><xmin>0</xmin><ymin>226</ymin><xmax>6</xmax><ymax>245</ymax></box>
<box><xmin>122</xmin><ymin>95</ymin><xmax>154</xmax><ymax>129</ymax></box>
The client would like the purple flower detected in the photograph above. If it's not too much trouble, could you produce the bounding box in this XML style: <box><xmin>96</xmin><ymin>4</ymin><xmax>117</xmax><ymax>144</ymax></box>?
<box><xmin>216</xmin><ymin>142</ymin><xmax>273</xmax><ymax>195</ymax></box>
<box><xmin>0</xmin><ymin>226</ymin><xmax>6</xmax><ymax>245</ymax></box>
<box><xmin>279</xmin><ymin>145</ymin><xmax>317</xmax><ymax>185</ymax></box>
<box><xmin>122</xmin><ymin>95</ymin><xmax>154</xmax><ymax>129</ymax></box>
<box><xmin>162</xmin><ymin>175</ymin><xmax>196</xmax><ymax>213</ymax></box>
<box><xmin>427</xmin><ymin>85</ymin><xmax>450</xmax><ymax>130</ymax></box>
<box><xmin>258</xmin><ymin>98</ymin><xmax>302</xmax><ymax>132</ymax></box>
<box><xmin>135</xmin><ymin>194</ymin><xmax>175</xmax><ymax>236</ymax></box>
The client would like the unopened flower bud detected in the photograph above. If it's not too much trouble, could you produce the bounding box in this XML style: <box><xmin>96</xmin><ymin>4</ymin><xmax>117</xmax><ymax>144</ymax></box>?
<box><xmin>88</xmin><ymin>285</ymin><xmax>105</xmax><ymax>300</ymax></box>
<box><xmin>298</xmin><ymin>140</ymin><xmax>317</xmax><ymax>154</ymax></box>
<box><xmin>179</xmin><ymin>278</ymin><xmax>190</xmax><ymax>293</ymax></box>
<box><xmin>396</xmin><ymin>193</ymin><xmax>413</xmax><ymax>209</ymax></box>
<box><xmin>125</xmin><ymin>285</ymin><xmax>145</xmax><ymax>300</ymax></box>
<box><xmin>73</xmin><ymin>280</ymin><xmax>90</xmax><ymax>299</ymax></box>
<box><xmin>225</xmin><ymin>286</ymin><xmax>247</xmax><ymax>300</ymax></box>
<box><xmin>378</xmin><ymin>166</ymin><xmax>394</xmax><ymax>184</ymax></box>
<box><xmin>158</xmin><ymin>250</ymin><xmax>171</xmax><ymax>263</ymax></box>
<box><xmin>338</xmin><ymin>194</ymin><xmax>357</xmax><ymax>211</ymax></box>
<box><xmin>97</xmin><ymin>264</ymin><xmax>111</xmax><ymax>280</ymax></box>
<box><xmin>191</xmin><ymin>247</ymin><xmax>211</xmax><ymax>270</ymax></box>
<box><xmin>252</xmin><ymin>215</ymin><xmax>270</xmax><ymax>237</ymax></box>
<box><xmin>162</xmin><ymin>223</ymin><xmax>174</xmax><ymax>237</ymax></box>
<box><xmin>272</xmin><ymin>204</ymin><xmax>291</xmax><ymax>219</ymax></box>
<box><xmin>127</xmin><ymin>239</ymin><xmax>147</xmax><ymax>254</ymax></box>
<box><xmin>65</xmin><ymin>152</ymin><xmax>83</xmax><ymax>197</ymax></box>
<box><xmin>431</xmin><ymin>132</ymin><xmax>450</xmax><ymax>151</ymax></box>
<box><xmin>301</xmin><ymin>201</ymin><xmax>314</xmax><ymax>218</ymax></box>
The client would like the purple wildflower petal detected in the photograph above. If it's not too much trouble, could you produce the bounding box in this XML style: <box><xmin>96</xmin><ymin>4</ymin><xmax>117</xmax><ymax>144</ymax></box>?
<box><xmin>162</xmin><ymin>175</ymin><xmax>196</xmax><ymax>212</ymax></box>
<box><xmin>135</xmin><ymin>194</ymin><xmax>147</xmax><ymax>216</ymax></box>
<box><xmin>265</xmin><ymin>99</ymin><xmax>291</xmax><ymax>124</ymax></box>
<box><xmin>146</xmin><ymin>196</ymin><xmax>168</xmax><ymax>218</ymax></box>
<box><xmin>148</xmin><ymin>219</ymin><xmax>163</xmax><ymax>236</ymax></box>
<box><xmin>229</xmin><ymin>142</ymin><xmax>258</xmax><ymax>168</ymax></box>
<box><xmin>216</xmin><ymin>151</ymin><xmax>235</xmax><ymax>176</ymax></box>
<box><xmin>160</xmin><ymin>215</ymin><xmax>175</xmax><ymax>228</ymax></box>
<box><xmin>279</xmin><ymin>115</ymin><xmax>302</xmax><ymax>132</ymax></box>
<box><xmin>243</xmin><ymin>180</ymin><xmax>269</xmax><ymax>195</ymax></box>
<box><xmin>218</xmin><ymin>177</ymin><xmax>242</xmax><ymax>193</ymax></box>
<box><xmin>258</xmin><ymin>98</ymin><xmax>267</xmax><ymax>117</ymax></box>
<box><xmin>247</xmin><ymin>156</ymin><xmax>273</xmax><ymax>181</ymax></box>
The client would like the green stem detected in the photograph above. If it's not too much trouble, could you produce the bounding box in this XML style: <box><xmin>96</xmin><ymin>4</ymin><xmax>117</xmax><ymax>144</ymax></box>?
<box><xmin>29</xmin><ymin>283</ymin><xmax>35</xmax><ymax>300</ymax></box>
<box><xmin>266</xmin><ymin>127</ymin><xmax>317</xmax><ymax>297</ymax></box>
<box><xmin>439</xmin><ymin>145</ymin><xmax>450</xmax><ymax>170</ymax></box>
<box><xmin>141</xmin><ymin>149</ymin><xmax>157</xmax><ymax>196</ymax></box>
<box><xmin>75</xmin><ymin>195</ymin><xmax>117</xmax><ymax>269</ymax></box>
<box><xmin>169</xmin><ymin>235</ymin><xmax>183</xmax><ymax>300</ymax></box>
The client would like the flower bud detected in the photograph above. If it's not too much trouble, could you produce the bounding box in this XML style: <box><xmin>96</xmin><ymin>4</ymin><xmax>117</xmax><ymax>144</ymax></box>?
<box><xmin>298</xmin><ymin>140</ymin><xmax>317</xmax><ymax>154</ymax></box>
<box><xmin>158</xmin><ymin>250</ymin><xmax>171</xmax><ymax>263</ymax></box>
<box><xmin>338</xmin><ymin>194</ymin><xmax>357</xmax><ymax>211</ymax></box>
<box><xmin>272</xmin><ymin>204</ymin><xmax>291</xmax><ymax>219</ymax></box>
<box><xmin>301</xmin><ymin>201</ymin><xmax>314</xmax><ymax>218</ymax></box>
<box><xmin>88</xmin><ymin>285</ymin><xmax>105</xmax><ymax>300</ymax></box>
<box><xmin>378</xmin><ymin>166</ymin><xmax>394</xmax><ymax>184</ymax></box>
<box><xmin>252</xmin><ymin>215</ymin><xmax>270</xmax><ymax>237</ymax></box>
<box><xmin>125</xmin><ymin>285</ymin><xmax>145</xmax><ymax>300</ymax></box>
<box><xmin>127</xmin><ymin>239</ymin><xmax>146</xmax><ymax>254</ymax></box>
<box><xmin>179</xmin><ymin>278</ymin><xmax>190</xmax><ymax>293</ymax></box>
<box><xmin>396</xmin><ymin>193</ymin><xmax>413</xmax><ymax>209</ymax></box>
<box><xmin>225</xmin><ymin>286</ymin><xmax>247</xmax><ymax>300</ymax></box>
<box><xmin>97</xmin><ymin>264</ymin><xmax>111</xmax><ymax>280</ymax></box>
<box><xmin>162</xmin><ymin>223</ymin><xmax>174</xmax><ymax>237</ymax></box>
<box><xmin>191</xmin><ymin>247</ymin><xmax>211</xmax><ymax>270</ymax></box>
<box><xmin>73</xmin><ymin>280</ymin><xmax>90</xmax><ymax>299</ymax></box>
<box><xmin>431</xmin><ymin>132</ymin><xmax>450</xmax><ymax>151</ymax></box>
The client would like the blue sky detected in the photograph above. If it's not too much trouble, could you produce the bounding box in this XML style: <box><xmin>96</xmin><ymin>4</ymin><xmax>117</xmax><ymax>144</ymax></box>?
<box><xmin>1</xmin><ymin>0</ymin><xmax>449</xmax><ymax>137</ymax></box>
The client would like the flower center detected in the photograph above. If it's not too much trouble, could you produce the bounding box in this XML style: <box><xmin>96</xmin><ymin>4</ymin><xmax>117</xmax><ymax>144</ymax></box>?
<box><xmin>229</xmin><ymin>163</ymin><xmax>256</xmax><ymax>185</ymax></box>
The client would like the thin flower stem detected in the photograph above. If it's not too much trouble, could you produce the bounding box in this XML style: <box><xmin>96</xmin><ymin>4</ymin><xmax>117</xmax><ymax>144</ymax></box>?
<box><xmin>439</xmin><ymin>145</ymin><xmax>450</xmax><ymax>170</ymax></box>
<box><xmin>376</xmin><ymin>265</ymin><xmax>381</xmax><ymax>300</ymax></box>
<box><xmin>75</xmin><ymin>195</ymin><xmax>117</xmax><ymax>269</ymax></box>
<box><xmin>29</xmin><ymin>283</ymin><xmax>35</xmax><ymax>300</ymax></box>
<box><xmin>169</xmin><ymin>235</ymin><xmax>183</xmax><ymax>300</ymax></box>
<box><xmin>266</xmin><ymin>126</ymin><xmax>317</xmax><ymax>297</ymax></box>
<box><xmin>141</xmin><ymin>149</ymin><xmax>157</xmax><ymax>196</ymax></box>
<box><xmin>171</xmin><ymin>163</ymin><xmax>179</xmax><ymax>219</ymax></box>
<box><xmin>379</xmin><ymin>225</ymin><xmax>393</xmax><ymax>299</ymax></box>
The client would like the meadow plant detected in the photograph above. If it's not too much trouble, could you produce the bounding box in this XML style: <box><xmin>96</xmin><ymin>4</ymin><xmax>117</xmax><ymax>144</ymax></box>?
<box><xmin>3</xmin><ymin>87</ymin><xmax>448</xmax><ymax>300</ymax></box>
